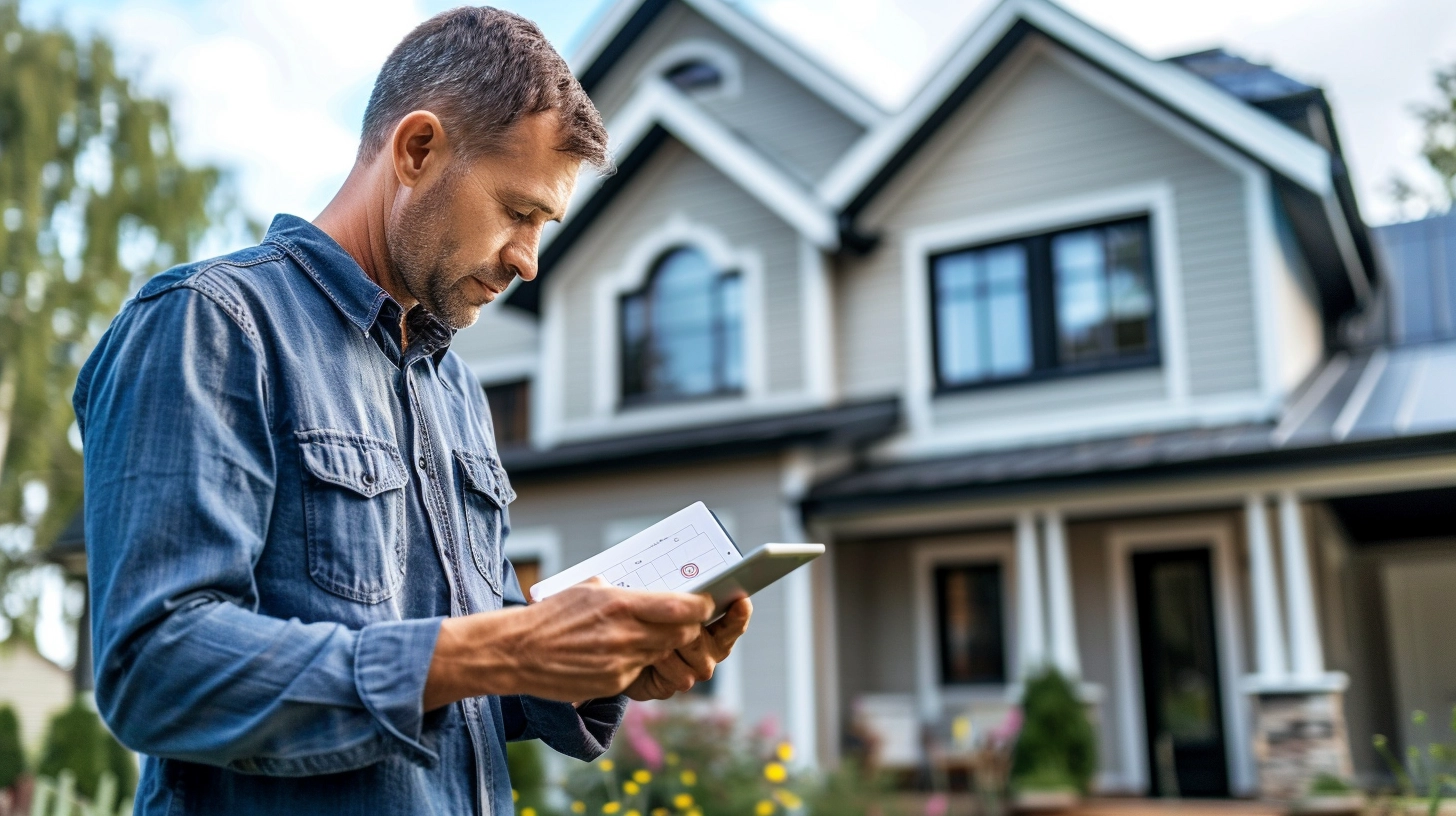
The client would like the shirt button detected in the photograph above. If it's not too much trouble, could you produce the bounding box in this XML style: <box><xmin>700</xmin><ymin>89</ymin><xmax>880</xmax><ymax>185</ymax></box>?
<box><xmin>361</xmin><ymin>473</ymin><xmax>375</xmax><ymax>486</ymax></box>
<box><xmin>418</xmin><ymin>456</ymin><xmax>428</xmax><ymax>470</ymax></box>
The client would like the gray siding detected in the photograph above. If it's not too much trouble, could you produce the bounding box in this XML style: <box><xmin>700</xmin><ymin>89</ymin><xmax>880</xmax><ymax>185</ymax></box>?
<box><xmin>551</xmin><ymin>139</ymin><xmax>803</xmax><ymax>421</ymax></box>
<box><xmin>588</xmin><ymin>1</ymin><xmax>864</xmax><ymax>184</ymax></box>
<box><xmin>450</xmin><ymin>303</ymin><xmax>538</xmax><ymax>370</ymax></box>
<box><xmin>506</xmin><ymin>455</ymin><xmax>792</xmax><ymax>729</ymax></box>
<box><xmin>932</xmin><ymin>369</ymin><xmax>1165</xmax><ymax>426</ymax></box>
<box><xmin>839</xmin><ymin>46</ymin><xmax>1259</xmax><ymax>412</ymax></box>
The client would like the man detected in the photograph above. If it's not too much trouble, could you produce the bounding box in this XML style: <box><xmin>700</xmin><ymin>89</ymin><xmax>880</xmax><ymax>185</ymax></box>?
<box><xmin>73</xmin><ymin>8</ymin><xmax>752</xmax><ymax>814</ymax></box>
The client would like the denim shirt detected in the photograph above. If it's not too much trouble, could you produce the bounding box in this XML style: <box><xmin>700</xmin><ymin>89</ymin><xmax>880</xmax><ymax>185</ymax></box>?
<box><xmin>73</xmin><ymin>215</ymin><xmax>625</xmax><ymax>815</ymax></box>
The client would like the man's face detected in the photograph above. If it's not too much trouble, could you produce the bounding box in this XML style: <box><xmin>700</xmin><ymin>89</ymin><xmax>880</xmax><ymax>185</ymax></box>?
<box><xmin>387</xmin><ymin>112</ymin><xmax>581</xmax><ymax>329</ymax></box>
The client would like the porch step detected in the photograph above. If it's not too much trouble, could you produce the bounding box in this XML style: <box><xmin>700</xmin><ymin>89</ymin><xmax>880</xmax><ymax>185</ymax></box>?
<box><xmin>1075</xmin><ymin>799</ymin><xmax>1283</xmax><ymax>815</ymax></box>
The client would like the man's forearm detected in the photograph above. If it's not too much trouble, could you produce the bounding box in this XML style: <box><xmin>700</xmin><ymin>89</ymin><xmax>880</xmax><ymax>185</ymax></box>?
<box><xmin>424</xmin><ymin>608</ymin><xmax>530</xmax><ymax>711</ymax></box>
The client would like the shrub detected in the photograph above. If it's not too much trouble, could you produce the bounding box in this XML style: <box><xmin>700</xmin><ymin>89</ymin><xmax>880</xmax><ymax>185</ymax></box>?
<box><xmin>508</xmin><ymin>739</ymin><xmax>553</xmax><ymax>816</ymax></box>
<box><xmin>1373</xmin><ymin>706</ymin><xmax>1456</xmax><ymax>811</ymax></box>
<box><xmin>0</xmin><ymin>704</ymin><xmax>23</xmax><ymax>789</ymax></box>
<box><xmin>1011</xmin><ymin>668</ymin><xmax>1097</xmax><ymax>793</ymax></box>
<box><xmin>37</xmin><ymin>698</ymin><xmax>135</xmax><ymax>801</ymax></box>
<box><xmin>1309</xmin><ymin>773</ymin><xmax>1355</xmax><ymax>795</ymax></box>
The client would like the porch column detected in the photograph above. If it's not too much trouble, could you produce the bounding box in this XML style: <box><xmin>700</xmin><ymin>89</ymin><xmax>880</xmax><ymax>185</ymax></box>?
<box><xmin>1244</xmin><ymin>494</ymin><xmax>1289</xmax><ymax>681</ymax></box>
<box><xmin>1041</xmin><ymin>510</ymin><xmax>1081</xmax><ymax>679</ymax></box>
<box><xmin>1015</xmin><ymin>511</ymin><xmax>1047</xmax><ymax>677</ymax></box>
<box><xmin>1278</xmin><ymin>490</ymin><xmax>1325</xmax><ymax>680</ymax></box>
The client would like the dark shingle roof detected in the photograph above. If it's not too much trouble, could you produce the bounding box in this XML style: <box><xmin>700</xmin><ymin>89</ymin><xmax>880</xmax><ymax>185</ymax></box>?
<box><xmin>1166</xmin><ymin>48</ymin><xmax>1316</xmax><ymax>104</ymax></box>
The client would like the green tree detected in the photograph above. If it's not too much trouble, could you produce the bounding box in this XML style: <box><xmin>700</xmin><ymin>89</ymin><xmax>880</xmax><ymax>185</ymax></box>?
<box><xmin>1392</xmin><ymin>59</ymin><xmax>1456</xmax><ymax>217</ymax></box>
<box><xmin>37</xmin><ymin>697</ymin><xmax>134</xmax><ymax>800</ymax></box>
<box><xmin>0</xmin><ymin>703</ymin><xmax>23</xmax><ymax>788</ymax></box>
<box><xmin>0</xmin><ymin>0</ymin><xmax>228</xmax><ymax>648</ymax></box>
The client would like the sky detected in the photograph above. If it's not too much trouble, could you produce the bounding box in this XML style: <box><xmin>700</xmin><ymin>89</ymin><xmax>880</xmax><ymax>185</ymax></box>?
<box><xmin>20</xmin><ymin>0</ymin><xmax>1456</xmax><ymax>231</ymax></box>
<box><xmin>12</xmin><ymin>0</ymin><xmax>1456</xmax><ymax>665</ymax></box>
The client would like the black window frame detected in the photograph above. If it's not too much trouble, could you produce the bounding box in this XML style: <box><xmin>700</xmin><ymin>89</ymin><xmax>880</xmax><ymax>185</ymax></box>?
<box><xmin>933</xmin><ymin>561</ymin><xmax>1008</xmax><ymax>687</ymax></box>
<box><xmin>482</xmin><ymin>379</ymin><xmax>531</xmax><ymax>449</ymax></box>
<box><xmin>619</xmin><ymin>247</ymin><xmax>744</xmax><ymax>408</ymax></box>
<box><xmin>929</xmin><ymin>215</ymin><xmax>1160</xmax><ymax>394</ymax></box>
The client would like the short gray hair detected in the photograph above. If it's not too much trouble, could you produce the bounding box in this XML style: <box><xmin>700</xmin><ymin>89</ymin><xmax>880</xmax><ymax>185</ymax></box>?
<box><xmin>360</xmin><ymin>7</ymin><xmax>611</xmax><ymax>170</ymax></box>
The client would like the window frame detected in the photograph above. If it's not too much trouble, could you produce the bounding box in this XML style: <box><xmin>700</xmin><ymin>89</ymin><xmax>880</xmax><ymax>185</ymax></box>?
<box><xmin>929</xmin><ymin>214</ymin><xmax>1161</xmax><ymax>395</ymax></box>
<box><xmin>618</xmin><ymin>247</ymin><xmax>745</xmax><ymax>408</ymax></box>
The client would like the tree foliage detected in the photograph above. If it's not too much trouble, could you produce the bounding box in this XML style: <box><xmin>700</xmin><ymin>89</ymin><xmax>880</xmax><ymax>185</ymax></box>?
<box><xmin>0</xmin><ymin>0</ymin><xmax>226</xmax><ymax>647</ymax></box>
<box><xmin>1392</xmin><ymin>59</ymin><xmax>1456</xmax><ymax>217</ymax></box>
<box><xmin>0</xmin><ymin>703</ymin><xmax>23</xmax><ymax>788</ymax></box>
<box><xmin>37</xmin><ymin>697</ymin><xmax>134</xmax><ymax>801</ymax></box>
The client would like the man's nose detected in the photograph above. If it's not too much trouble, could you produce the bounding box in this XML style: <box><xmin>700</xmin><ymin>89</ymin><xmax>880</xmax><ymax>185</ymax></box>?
<box><xmin>502</xmin><ymin>237</ymin><xmax>538</xmax><ymax>282</ymax></box>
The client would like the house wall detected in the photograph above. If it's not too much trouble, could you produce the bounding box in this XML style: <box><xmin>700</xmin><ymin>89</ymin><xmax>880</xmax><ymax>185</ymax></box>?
<box><xmin>838</xmin><ymin>42</ymin><xmax>1262</xmax><ymax>447</ymax></box>
<box><xmin>506</xmin><ymin>454</ymin><xmax>795</xmax><ymax>733</ymax></box>
<box><xmin>451</xmin><ymin>301</ymin><xmax>539</xmax><ymax>380</ymax></box>
<box><xmin>0</xmin><ymin>644</ymin><xmax>74</xmax><ymax>753</ymax></box>
<box><xmin>543</xmin><ymin>139</ymin><xmax>805</xmax><ymax>433</ymax></box>
<box><xmin>587</xmin><ymin>1</ymin><xmax>864</xmax><ymax>185</ymax></box>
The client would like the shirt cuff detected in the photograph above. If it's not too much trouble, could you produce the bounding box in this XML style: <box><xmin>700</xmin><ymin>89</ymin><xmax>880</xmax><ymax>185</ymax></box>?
<box><xmin>522</xmin><ymin>695</ymin><xmax>629</xmax><ymax>761</ymax></box>
<box><xmin>354</xmin><ymin>616</ymin><xmax>444</xmax><ymax>767</ymax></box>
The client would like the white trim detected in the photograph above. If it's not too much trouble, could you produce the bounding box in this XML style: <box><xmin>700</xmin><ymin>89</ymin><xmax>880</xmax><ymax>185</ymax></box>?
<box><xmin>781</xmin><ymin>449</ymin><xmax>819</xmax><ymax>767</ymax></box>
<box><xmin>1106</xmin><ymin>518</ymin><xmax>1255</xmax><ymax>796</ymax></box>
<box><xmin>897</xmin><ymin>181</ymin><xmax>1196</xmax><ymax>453</ymax></box>
<box><xmin>1332</xmin><ymin>348</ymin><xmax>1387</xmax><ymax>441</ymax></box>
<box><xmin>534</xmin><ymin>266</ymin><xmax>568</xmax><ymax>448</ymax></box>
<box><xmin>1244</xmin><ymin>494</ymin><xmax>1289</xmax><ymax>681</ymax></box>
<box><xmin>468</xmin><ymin>352</ymin><xmax>537</xmax><ymax>387</ymax></box>
<box><xmin>552</xmin><ymin>80</ymin><xmax>839</xmax><ymax>256</ymax></box>
<box><xmin>799</xmin><ymin>239</ymin><xmax>836</xmax><ymax>403</ymax></box>
<box><xmin>911</xmin><ymin>532</ymin><xmax>1018</xmax><ymax>722</ymax></box>
<box><xmin>569</xmin><ymin>0</ymin><xmax>884</xmax><ymax>127</ymax></box>
<box><xmin>818</xmin><ymin>0</ymin><xmax>1332</xmax><ymax>208</ymax></box>
<box><xmin>503</xmin><ymin>526</ymin><xmax>562</xmax><ymax>579</ymax></box>
<box><xmin>1277</xmin><ymin>491</ymin><xmax>1325</xmax><ymax>681</ymax></box>
<box><xmin>637</xmin><ymin>38</ymin><xmax>743</xmax><ymax>101</ymax></box>
<box><xmin>1014</xmin><ymin>511</ymin><xmax>1046</xmax><ymax>678</ymax></box>
<box><xmin>590</xmin><ymin>214</ymin><xmax>767</xmax><ymax>418</ymax></box>
<box><xmin>1042</xmin><ymin>510</ymin><xmax>1080</xmax><ymax>679</ymax></box>
<box><xmin>1246</xmin><ymin>169</ymin><xmax>1287</xmax><ymax>409</ymax></box>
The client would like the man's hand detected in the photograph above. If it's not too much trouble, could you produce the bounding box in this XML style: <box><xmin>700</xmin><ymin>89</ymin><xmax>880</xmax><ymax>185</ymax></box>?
<box><xmin>424</xmin><ymin>578</ymin><xmax>713</xmax><ymax>710</ymax></box>
<box><xmin>624</xmin><ymin>597</ymin><xmax>752</xmax><ymax>701</ymax></box>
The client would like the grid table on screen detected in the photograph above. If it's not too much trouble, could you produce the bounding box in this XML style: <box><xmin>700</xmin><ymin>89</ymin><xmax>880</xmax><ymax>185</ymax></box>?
<box><xmin>598</xmin><ymin>524</ymin><xmax>729</xmax><ymax>590</ymax></box>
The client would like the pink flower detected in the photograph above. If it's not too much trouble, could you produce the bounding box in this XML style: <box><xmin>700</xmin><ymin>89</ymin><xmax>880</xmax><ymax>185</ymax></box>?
<box><xmin>753</xmin><ymin>716</ymin><xmax>780</xmax><ymax>741</ymax></box>
<box><xmin>623</xmin><ymin>704</ymin><xmax>664</xmax><ymax>769</ymax></box>
<box><xmin>924</xmin><ymin>793</ymin><xmax>949</xmax><ymax>816</ymax></box>
<box><xmin>988</xmin><ymin>707</ymin><xmax>1023</xmax><ymax>746</ymax></box>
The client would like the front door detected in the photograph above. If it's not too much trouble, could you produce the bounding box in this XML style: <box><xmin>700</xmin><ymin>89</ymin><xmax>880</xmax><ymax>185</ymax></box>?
<box><xmin>1132</xmin><ymin>548</ymin><xmax>1230</xmax><ymax>798</ymax></box>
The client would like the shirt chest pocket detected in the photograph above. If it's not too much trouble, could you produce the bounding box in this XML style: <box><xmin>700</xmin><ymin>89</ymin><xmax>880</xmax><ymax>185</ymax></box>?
<box><xmin>297</xmin><ymin>430</ymin><xmax>409</xmax><ymax>604</ymax></box>
<box><xmin>453</xmin><ymin>450</ymin><xmax>516</xmax><ymax>598</ymax></box>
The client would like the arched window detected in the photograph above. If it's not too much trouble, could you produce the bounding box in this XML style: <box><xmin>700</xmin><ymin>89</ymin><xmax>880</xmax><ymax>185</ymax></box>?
<box><xmin>663</xmin><ymin>59</ymin><xmax>723</xmax><ymax>93</ymax></box>
<box><xmin>621</xmin><ymin>247</ymin><xmax>743</xmax><ymax>403</ymax></box>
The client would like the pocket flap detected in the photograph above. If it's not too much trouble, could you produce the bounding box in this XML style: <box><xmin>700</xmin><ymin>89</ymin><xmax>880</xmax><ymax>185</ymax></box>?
<box><xmin>297</xmin><ymin>430</ymin><xmax>408</xmax><ymax>498</ymax></box>
<box><xmin>454</xmin><ymin>450</ymin><xmax>516</xmax><ymax>506</ymax></box>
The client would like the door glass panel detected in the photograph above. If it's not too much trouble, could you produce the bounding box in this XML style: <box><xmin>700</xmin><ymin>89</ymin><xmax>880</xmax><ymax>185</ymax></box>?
<box><xmin>934</xmin><ymin>563</ymin><xmax>1007</xmax><ymax>685</ymax></box>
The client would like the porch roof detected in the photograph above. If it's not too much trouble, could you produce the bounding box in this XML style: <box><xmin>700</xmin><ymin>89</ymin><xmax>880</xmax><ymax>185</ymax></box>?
<box><xmin>805</xmin><ymin>341</ymin><xmax>1456</xmax><ymax>516</ymax></box>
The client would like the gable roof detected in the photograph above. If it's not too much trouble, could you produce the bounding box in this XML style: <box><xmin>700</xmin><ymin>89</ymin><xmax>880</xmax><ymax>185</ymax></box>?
<box><xmin>505</xmin><ymin>78</ymin><xmax>840</xmax><ymax>312</ymax></box>
<box><xmin>571</xmin><ymin>0</ymin><xmax>885</xmax><ymax>127</ymax></box>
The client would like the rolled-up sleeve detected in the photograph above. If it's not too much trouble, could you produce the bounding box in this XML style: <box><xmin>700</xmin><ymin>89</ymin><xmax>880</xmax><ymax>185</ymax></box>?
<box><xmin>75</xmin><ymin>284</ymin><xmax>441</xmax><ymax>776</ymax></box>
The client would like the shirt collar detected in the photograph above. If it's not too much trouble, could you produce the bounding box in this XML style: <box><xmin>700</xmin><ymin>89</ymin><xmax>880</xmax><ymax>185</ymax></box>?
<box><xmin>263</xmin><ymin>214</ymin><xmax>393</xmax><ymax>334</ymax></box>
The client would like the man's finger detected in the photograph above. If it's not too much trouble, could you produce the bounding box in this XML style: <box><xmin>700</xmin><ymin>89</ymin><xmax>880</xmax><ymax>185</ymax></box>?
<box><xmin>623</xmin><ymin>590</ymin><xmax>715</xmax><ymax>624</ymax></box>
<box><xmin>706</xmin><ymin>597</ymin><xmax>752</xmax><ymax>654</ymax></box>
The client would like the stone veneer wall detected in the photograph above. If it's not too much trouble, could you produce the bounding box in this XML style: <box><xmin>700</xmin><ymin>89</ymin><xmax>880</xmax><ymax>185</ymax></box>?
<box><xmin>1251</xmin><ymin>691</ymin><xmax>1354</xmax><ymax>800</ymax></box>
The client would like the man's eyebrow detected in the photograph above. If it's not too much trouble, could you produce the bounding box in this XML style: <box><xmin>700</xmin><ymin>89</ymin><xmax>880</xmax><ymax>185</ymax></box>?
<box><xmin>510</xmin><ymin>194</ymin><xmax>561</xmax><ymax>221</ymax></box>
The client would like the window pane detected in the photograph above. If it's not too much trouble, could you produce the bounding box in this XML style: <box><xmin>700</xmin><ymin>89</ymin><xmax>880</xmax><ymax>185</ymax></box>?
<box><xmin>1052</xmin><ymin>220</ymin><xmax>1155</xmax><ymax>366</ymax></box>
<box><xmin>935</xmin><ymin>564</ymin><xmax>1006</xmax><ymax>685</ymax></box>
<box><xmin>664</xmin><ymin>60</ymin><xmax>723</xmax><ymax>92</ymax></box>
<box><xmin>483</xmin><ymin>380</ymin><xmax>530</xmax><ymax>447</ymax></box>
<box><xmin>621</xmin><ymin>248</ymin><xmax>743</xmax><ymax>401</ymax></box>
<box><xmin>933</xmin><ymin>244</ymin><xmax>1031</xmax><ymax>386</ymax></box>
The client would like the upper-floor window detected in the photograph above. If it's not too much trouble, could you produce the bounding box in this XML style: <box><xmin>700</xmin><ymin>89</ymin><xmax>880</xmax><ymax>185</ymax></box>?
<box><xmin>621</xmin><ymin>247</ymin><xmax>743</xmax><ymax>404</ymax></box>
<box><xmin>931</xmin><ymin>216</ymin><xmax>1157</xmax><ymax>391</ymax></box>
<box><xmin>664</xmin><ymin>59</ymin><xmax>724</xmax><ymax>93</ymax></box>
<box><xmin>483</xmin><ymin>379</ymin><xmax>531</xmax><ymax>448</ymax></box>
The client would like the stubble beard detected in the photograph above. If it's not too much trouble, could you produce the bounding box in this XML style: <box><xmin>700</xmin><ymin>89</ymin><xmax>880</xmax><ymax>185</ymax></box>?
<box><xmin>389</xmin><ymin>171</ymin><xmax>515</xmax><ymax>330</ymax></box>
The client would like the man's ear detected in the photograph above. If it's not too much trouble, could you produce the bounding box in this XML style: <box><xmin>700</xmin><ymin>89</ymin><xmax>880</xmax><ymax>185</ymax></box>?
<box><xmin>390</xmin><ymin>110</ymin><xmax>451</xmax><ymax>189</ymax></box>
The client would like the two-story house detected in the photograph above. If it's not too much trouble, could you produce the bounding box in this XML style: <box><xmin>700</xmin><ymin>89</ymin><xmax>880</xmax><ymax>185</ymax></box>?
<box><xmin>444</xmin><ymin>0</ymin><xmax>1456</xmax><ymax>801</ymax></box>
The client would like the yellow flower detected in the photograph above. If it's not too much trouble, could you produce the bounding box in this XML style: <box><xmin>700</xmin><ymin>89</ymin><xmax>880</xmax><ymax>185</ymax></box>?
<box><xmin>626</xmin><ymin>811</ymin><xmax>641</xmax><ymax>816</ymax></box>
<box><xmin>665</xmin><ymin>752</ymin><xmax>680</xmax><ymax>766</ymax></box>
<box><xmin>604</xmin><ymin>803</ymin><xmax>622</xmax><ymax>815</ymax></box>
<box><xmin>600</xmin><ymin>759</ymin><xmax>616</xmax><ymax>772</ymax></box>
<box><xmin>775</xmin><ymin>742</ymin><xmax>794</xmax><ymax>763</ymax></box>
<box><xmin>572</xmin><ymin>803</ymin><xmax>587</xmax><ymax>815</ymax></box>
<box><xmin>679</xmin><ymin>770</ymin><xmax>697</xmax><ymax>786</ymax></box>
<box><xmin>512</xmin><ymin>789</ymin><xmax>519</xmax><ymax>802</ymax></box>
<box><xmin>688</xmin><ymin>810</ymin><xmax>702</xmax><ymax>816</ymax></box>
<box><xmin>652</xmin><ymin>810</ymin><xmax>670</xmax><ymax>816</ymax></box>
<box><xmin>633</xmin><ymin>769</ymin><xmax>652</xmax><ymax>784</ymax></box>
<box><xmin>673</xmin><ymin>792</ymin><xmax>694</xmax><ymax>810</ymax></box>
<box><xmin>755</xmin><ymin>800</ymin><xmax>776</xmax><ymax>816</ymax></box>
<box><xmin>623</xmin><ymin>781</ymin><xmax>641</xmax><ymax>796</ymax></box>
<box><xmin>763</xmin><ymin>762</ymin><xmax>788</xmax><ymax>783</ymax></box>
<box><xmin>522</xmin><ymin>810</ymin><xmax>537</xmax><ymax>816</ymax></box>
<box><xmin>773</xmin><ymin>789</ymin><xmax>804</xmax><ymax>810</ymax></box>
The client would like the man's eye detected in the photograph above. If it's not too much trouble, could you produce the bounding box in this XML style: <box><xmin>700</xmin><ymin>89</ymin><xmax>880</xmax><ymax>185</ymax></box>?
<box><xmin>510</xmin><ymin>209</ymin><xmax>530</xmax><ymax>222</ymax></box>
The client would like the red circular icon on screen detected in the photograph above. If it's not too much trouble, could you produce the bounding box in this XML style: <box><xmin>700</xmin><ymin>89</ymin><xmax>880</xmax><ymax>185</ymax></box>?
<box><xmin>681</xmin><ymin>563</ymin><xmax>700</xmax><ymax>578</ymax></box>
